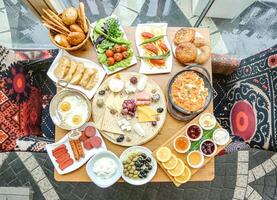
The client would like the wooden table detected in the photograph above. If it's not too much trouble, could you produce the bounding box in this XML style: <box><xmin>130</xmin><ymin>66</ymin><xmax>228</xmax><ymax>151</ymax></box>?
<box><xmin>54</xmin><ymin>27</ymin><xmax>214</xmax><ymax>182</ymax></box>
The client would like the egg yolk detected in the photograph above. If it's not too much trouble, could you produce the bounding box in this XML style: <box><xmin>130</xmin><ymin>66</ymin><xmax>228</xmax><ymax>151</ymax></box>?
<box><xmin>72</xmin><ymin>115</ymin><xmax>82</xmax><ymax>125</ymax></box>
<box><xmin>60</xmin><ymin>101</ymin><xmax>71</xmax><ymax>112</ymax></box>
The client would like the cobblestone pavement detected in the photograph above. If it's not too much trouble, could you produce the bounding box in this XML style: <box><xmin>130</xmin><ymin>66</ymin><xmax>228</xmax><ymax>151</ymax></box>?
<box><xmin>0</xmin><ymin>149</ymin><xmax>277</xmax><ymax>200</ymax></box>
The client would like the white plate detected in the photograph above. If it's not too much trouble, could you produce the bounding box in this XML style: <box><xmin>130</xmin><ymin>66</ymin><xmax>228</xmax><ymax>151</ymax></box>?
<box><xmin>86</xmin><ymin>150</ymin><xmax>123</xmax><ymax>188</ymax></box>
<box><xmin>135</xmin><ymin>23</ymin><xmax>173</xmax><ymax>74</ymax></box>
<box><xmin>120</xmin><ymin>146</ymin><xmax>157</xmax><ymax>185</ymax></box>
<box><xmin>46</xmin><ymin>122</ymin><xmax>107</xmax><ymax>175</ymax></box>
<box><xmin>90</xmin><ymin>15</ymin><xmax>137</xmax><ymax>75</ymax></box>
<box><xmin>47</xmin><ymin>50</ymin><xmax>106</xmax><ymax>99</ymax></box>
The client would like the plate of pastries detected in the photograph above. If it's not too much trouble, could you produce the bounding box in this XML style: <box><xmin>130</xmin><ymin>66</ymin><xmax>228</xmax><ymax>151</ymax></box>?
<box><xmin>47</xmin><ymin>50</ymin><xmax>106</xmax><ymax>99</ymax></box>
<box><xmin>41</xmin><ymin>2</ymin><xmax>90</xmax><ymax>50</ymax></box>
<box><xmin>172</xmin><ymin>28</ymin><xmax>211</xmax><ymax>65</ymax></box>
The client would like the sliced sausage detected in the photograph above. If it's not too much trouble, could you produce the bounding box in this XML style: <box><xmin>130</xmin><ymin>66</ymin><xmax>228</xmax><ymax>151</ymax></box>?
<box><xmin>79</xmin><ymin>132</ymin><xmax>89</xmax><ymax>141</ymax></box>
<box><xmin>52</xmin><ymin>148</ymin><xmax>67</xmax><ymax>158</ymax></box>
<box><xmin>52</xmin><ymin>144</ymin><xmax>66</xmax><ymax>153</ymax></box>
<box><xmin>83</xmin><ymin>139</ymin><xmax>93</xmax><ymax>150</ymax></box>
<box><xmin>59</xmin><ymin>158</ymin><xmax>73</xmax><ymax>170</ymax></box>
<box><xmin>90</xmin><ymin>136</ymin><xmax>102</xmax><ymax>148</ymax></box>
<box><xmin>56</xmin><ymin>154</ymin><xmax>71</xmax><ymax>163</ymax></box>
<box><xmin>84</xmin><ymin>126</ymin><xmax>96</xmax><ymax>137</ymax></box>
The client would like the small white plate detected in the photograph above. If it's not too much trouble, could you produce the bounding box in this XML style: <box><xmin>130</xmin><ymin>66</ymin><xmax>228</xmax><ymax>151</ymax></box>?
<box><xmin>135</xmin><ymin>23</ymin><xmax>172</xmax><ymax>74</ymax></box>
<box><xmin>46</xmin><ymin>122</ymin><xmax>106</xmax><ymax>175</ymax></box>
<box><xmin>86</xmin><ymin>150</ymin><xmax>123</xmax><ymax>188</ymax></box>
<box><xmin>120</xmin><ymin>146</ymin><xmax>157</xmax><ymax>185</ymax></box>
<box><xmin>90</xmin><ymin>15</ymin><xmax>137</xmax><ymax>75</ymax></box>
<box><xmin>47</xmin><ymin>50</ymin><xmax>106</xmax><ymax>99</ymax></box>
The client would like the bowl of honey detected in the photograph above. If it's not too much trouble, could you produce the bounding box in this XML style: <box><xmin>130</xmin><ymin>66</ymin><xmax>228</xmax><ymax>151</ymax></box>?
<box><xmin>173</xmin><ymin>136</ymin><xmax>191</xmax><ymax>153</ymax></box>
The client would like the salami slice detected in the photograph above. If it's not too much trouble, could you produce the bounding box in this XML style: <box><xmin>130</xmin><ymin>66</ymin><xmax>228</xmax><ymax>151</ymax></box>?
<box><xmin>84</xmin><ymin>126</ymin><xmax>96</xmax><ymax>137</ymax></box>
<box><xmin>80</xmin><ymin>132</ymin><xmax>89</xmax><ymax>141</ymax></box>
<box><xmin>52</xmin><ymin>144</ymin><xmax>66</xmax><ymax>153</ymax></box>
<box><xmin>83</xmin><ymin>139</ymin><xmax>93</xmax><ymax>150</ymax></box>
<box><xmin>59</xmin><ymin>158</ymin><xmax>73</xmax><ymax>170</ymax></box>
<box><xmin>90</xmin><ymin>136</ymin><xmax>102</xmax><ymax>148</ymax></box>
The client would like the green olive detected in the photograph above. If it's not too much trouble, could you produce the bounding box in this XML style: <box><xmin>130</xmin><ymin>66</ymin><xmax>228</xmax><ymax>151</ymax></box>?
<box><xmin>128</xmin><ymin>166</ymin><xmax>131</xmax><ymax>170</ymax></box>
<box><xmin>130</xmin><ymin>169</ymin><xmax>134</xmax><ymax>173</ymax></box>
<box><xmin>132</xmin><ymin>166</ymin><xmax>136</xmax><ymax>170</ymax></box>
<box><xmin>134</xmin><ymin>171</ymin><xmax>138</xmax><ymax>175</ymax></box>
<box><xmin>134</xmin><ymin>174</ymin><xmax>138</xmax><ymax>178</ymax></box>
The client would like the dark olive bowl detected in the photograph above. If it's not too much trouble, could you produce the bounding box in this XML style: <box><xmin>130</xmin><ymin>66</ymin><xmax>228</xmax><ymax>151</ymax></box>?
<box><xmin>167</xmin><ymin>65</ymin><xmax>213</xmax><ymax>116</ymax></box>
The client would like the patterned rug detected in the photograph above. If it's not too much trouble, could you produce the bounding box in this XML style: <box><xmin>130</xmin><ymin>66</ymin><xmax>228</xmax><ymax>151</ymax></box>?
<box><xmin>0</xmin><ymin>46</ymin><xmax>58</xmax><ymax>152</ymax></box>
<box><xmin>214</xmin><ymin>44</ymin><xmax>277</xmax><ymax>153</ymax></box>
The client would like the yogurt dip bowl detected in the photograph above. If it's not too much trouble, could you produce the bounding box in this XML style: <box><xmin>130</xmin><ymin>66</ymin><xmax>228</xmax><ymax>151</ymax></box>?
<box><xmin>199</xmin><ymin>113</ymin><xmax>216</xmax><ymax>130</ymax></box>
<box><xmin>86</xmin><ymin>150</ymin><xmax>123</xmax><ymax>188</ymax></box>
<box><xmin>213</xmin><ymin>128</ymin><xmax>230</xmax><ymax>146</ymax></box>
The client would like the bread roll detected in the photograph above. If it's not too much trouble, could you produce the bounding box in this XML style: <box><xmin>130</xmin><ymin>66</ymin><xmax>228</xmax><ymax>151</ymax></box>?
<box><xmin>62</xmin><ymin>7</ymin><xmax>78</xmax><ymax>25</ymax></box>
<box><xmin>174</xmin><ymin>28</ymin><xmax>195</xmax><ymax>45</ymax></box>
<box><xmin>69</xmin><ymin>24</ymin><xmax>84</xmax><ymax>33</ymax></box>
<box><xmin>67</xmin><ymin>32</ymin><xmax>85</xmax><ymax>46</ymax></box>
<box><xmin>54</xmin><ymin>34</ymin><xmax>71</xmax><ymax>48</ymax></box>
<box><xmin>175</xmin><ymin>42</ymin><xmax>197</xmax><ymax>64</ymax></box>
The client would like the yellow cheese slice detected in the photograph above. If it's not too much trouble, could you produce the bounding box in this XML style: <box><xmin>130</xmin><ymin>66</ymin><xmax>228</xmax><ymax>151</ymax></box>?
<box><xmin>137</xmin><ymin>106</ymin><xmax>159</xmax><ymax>122</ymax></box>
<box><xmin>101</xmin><ymin>108</ymin><xmax>123</xmax><ymax>134</ymax></box>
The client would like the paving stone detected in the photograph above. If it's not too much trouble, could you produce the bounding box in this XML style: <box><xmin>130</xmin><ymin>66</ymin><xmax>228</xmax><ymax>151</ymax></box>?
<box><xmin>43</xmin><ymin>188</ymin><xmax>60</xmax><ymax>200</ymax></box>
<box><xmin>215</xmin><ymin>163</ymin><xmax>225</xmax><ymax>176</ymax></box>
<box><xmin>223</xmin><ymin>176</ymin><xmax>236</xmax><ymax>189</ymax></box>
<box><xmin>170</xmin><ymin>188</ymin><xmax>184</xmax><ymax>200</ymax></box>
<box><xmin>208</xmin><ymin>188</ymin><xmax>221</xmax><ymax>200</ymax></box>
<box><xmin>142</xmin><ymin>187</ymin><xmax>159</xmax><ymax>200</ymax></box>
<box><xmin>37</xmin><ymin>178</ymin><xmax>53</xmax><ymax>193</ymax></box>
<box><xmin>263</xmin><ymin>186</ymin><xmax>276</xmax><ymax>199</ymax></box>
<box><xmin>250</xmin><ymin>184</ymin><xmax>264</xmax><ymax>196</ymax></box>
<box><xmin>224</xmin><ymin>152</ymin><xmax>237</xmax><ymax>163</ymax></box>
<box><xmin>220</xmin><ymin>188</ymin><xmax>234</xmax><ymax>200</ymax></box>
<box><xmin>31</xmin><ymin>166</ymin><xmax>46</xmax><ymax>182</ymax></box>
<box><xmin>211</xmin><ymin>175</ymin><xmax>224</xmax><ymax>188</ymax></box>
<box><xmin>0</xmin><ymin>187</ymin><xmax>30</xmax><ymax>196</ymax></box>
<box><xmin>7</xmin><ymin>178</ymin><xmax>22</xmax><ymax>187</ymax></box>
<box><xmin>248</xmin><ymin>170</ymin><xmax>255</xmax><ymax>183</ymax></box>
<box><xmin>6</xmin><ymin>153</ymin><xmax>18</xmax><ymax>164</ymax></box>
<box><xmin>9</xmin><ymin>158</ymin><xmax>25</xmax><ymax>174</ymax></box>
<box><xmin>264</xmin><ymin>173</ymin><xmax>277</xmax><ymax>187</ymax></box>
<box><xmin>233</xmin><ymin>187</ymin><xmax>246</xmax><ymax>200</ymax></box>
<box><xmin>252</xmin><ymin>165</ymin><xmax>266</xmax><ymax>180</ymax></box>
<box><xmin>16</xmin><ymin>152</ymin><xmax>32</xmax><ymax>162</ymax></box>
<box><xmin>253</xmin><ymin>151</ymin><xmax>275</xmax><ymax>166</ymax></box>
<box><xmin>262</xmin><ymin>159</ymin><xmax>276</xmax><ymax>173</ymax></box>
<box><xmin>23</xmin><ymin>156</ymin><xmax>39</xmax><ymax>172</ymax></box>
<box><xmin>225</xmin><ymin>163</ymin><xmax>237</xmax><ymax>176</ymax></box>
<box><xmin>271</xmin><ymin>153</ymin><xmax>277</xmax><ymax>166</ymax></box>
<box><xmin>236</xmin><ymin>174</ymin><xmax>248</xmax><ymax>188</ymax></box>
<box><xmin>238</xmin><ymin>151</ymin><xmax>249</xmax><ymax>162</ymax></box>
<box><xmin>128</xmin><ymin>188</ymin><xmax>144</xmax><ymax>200</ymax></box>
<box><xmin>248</xmin><ymin>190</ymin><xmax>263</xmax><ymax>200</ymax></box>
<box><xmin>245</xmin><ymin>185</ymin><xmax>254</xmax><ymax>198</ymax></box>
<box><xmin>4</xmin><ymin>195</ymin><xmax>29</xmax><ymax>200</ymax></box>
<box><xmin>237</xmin><ymin>162</ymin><xmax>248</xmax><ymax>175</ymax></box>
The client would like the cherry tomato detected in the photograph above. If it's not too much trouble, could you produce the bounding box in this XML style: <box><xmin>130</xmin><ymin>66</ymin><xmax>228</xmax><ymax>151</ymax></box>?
<box><xmin>121</xmin><ymin>45</ymin><xmax>128</xmax><ymax>51</ymax></box>
<box><xmin>150</xmin><ymin>59</ymin><xmax>165</xmax><ymax>65</ymax></box>
<box><xmin>114</xmin><ymin>53</ymin><xmax>123</xmax><ymax>62</ymax></box>
<box><xmin>141</xmin><ymin>32</ymin><xmax>154</xmax><ymax>38</ymax></box>
<box><xmin>122</xmin><ymin>51</ymin><xmax>129</xmax><ymax>58</ymax></box>
<box><xmin>107</xmin><ymin>57</ymin><xmax>115</xmax><ymax>65</ymax></box>
<box><xmin>105</xmin><ymin>49</ymin><xmax>114</xmax><ymax>57</ymax></box>
<box><xmin>113</xmin><ymin>44</ymin><xmax>122</xmax><ymax>53</ymax></box>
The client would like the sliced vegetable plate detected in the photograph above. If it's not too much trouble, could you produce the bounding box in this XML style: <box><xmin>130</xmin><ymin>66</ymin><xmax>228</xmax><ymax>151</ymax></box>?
<box><xmin>46</xmin><ymin>122</ymin><xmax>106</xmax><ymax>175</ymax></box>
<box><xmin>47</xmin><ymin>50</ymin><xmax>106</xmax><ymax>99</ymax></box>
<box><xmin>90</xmin><ymin>15</ymin><xmax>137</xmax><ymax>75</ymax></box>
<box><xmin>135</xmin><ymin>23</ymin><xmax>172</xmax><ymax>74</ymax></box>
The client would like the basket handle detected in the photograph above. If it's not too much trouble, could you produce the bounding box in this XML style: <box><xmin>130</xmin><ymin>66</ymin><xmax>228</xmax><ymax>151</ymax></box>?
<box><xmin>187</xmin><ymin>64</ymin><xmax>211</xmax><ymax>81</ymax></box>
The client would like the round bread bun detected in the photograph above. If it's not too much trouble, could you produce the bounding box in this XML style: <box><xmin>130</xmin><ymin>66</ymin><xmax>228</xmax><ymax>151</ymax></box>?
<box><xmin>174</xmin><ymin>28</ymin><xmax>195</xmax><ymax>45</ymax></box>
<box><xmin>54</xmin><ymin>34</ymin><xmax>71</xmax><ymax>48</ymax></box>
<box><xmin>67</xmin><ymin>31</ymin><xmax>85</xmax><ymax>46</ymax></box>
<box><xmin>175</xmin><ymin>42</ymin><xmax>197</xmax><ymax>64</ymax></box>
<box><xmin>69</xmin><ymin>24</ymin><xmax>84</xmax><ymax>33</ymax></box>
<box><xmin>194</xmin><ymin>37</ymin><xmax>209</xmax><ymax>47</ymax></box>
<box><xmin>195</xmin><ymin>46</ymin><xmax>211</xmax><ymax>64</ymax></box>
<box><xmin>62</xmin><ymin>7</ymin><xmax>78</xmax><ymax>25</ymax></box>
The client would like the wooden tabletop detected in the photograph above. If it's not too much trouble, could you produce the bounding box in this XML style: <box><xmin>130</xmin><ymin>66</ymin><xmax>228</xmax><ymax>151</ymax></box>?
<box><xmin>54</xmin><ymin>27</ymin><xmax>214</xmax><ymax>182</ymax></box>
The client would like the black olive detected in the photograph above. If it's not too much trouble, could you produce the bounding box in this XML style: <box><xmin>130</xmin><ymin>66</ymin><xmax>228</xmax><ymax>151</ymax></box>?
<box><xmin>151</xmin><ymin>121</ymin><xmax>157</xmax><ymax>126</ymax></box>
<box><xmin>98</xmin><ymin>90</ymin><xmax>105</xmax><ymax>95</ymax></box>
<box><xmin>138</xmin><ymin>173</ymin><xmax>143</xmax><ymax>179</ymax></box>
<box><xmin>157</xmin><ymin>107</ymin><xmax>164</xmax><ymax>113</ymax></box>
<box><xmin>145</xmin><ymin>163</ymin><xmax>150</xmax><ymax>168</ymax></box>
<box><xmin>116</xmin><ymin>135</ymin><xmax>124</xmax><ymax>142</ymax></box>
<box><xmin>143</xmin><ymin>173</ymin><xmax>147</xmax><ymax>178</ymax></box>
<box><xmin>144</xmin><ymin>169</ymin><xmax>149</xmax><ymax>173</ymax></box>
<box><xmin>141</xmin><ymin>153</ymin><xmax>147</xmax><ymax>159</ymax></box>
<box><xmin>148</xmin><ymin>165</ymin><xmax>153</xmax><ymax>170</ymax></box>
<box><xmin>135</xmin><ymin>161</ymin><xmax>141</xmax><ymax>167</ymax></box>
<box><xmin>136</xmin><ymin>167</ymin><xmax>141</xmax><ymax>171</ymax></box>
<box><xmin>138</xmin><ymin>157</ymin><xmax>143</xmax><ymax>162</ymax></box>
<box><xmin>146</xmin><ymin>157</ymin><xmax>152</xmax><ymax>162</ymax></box>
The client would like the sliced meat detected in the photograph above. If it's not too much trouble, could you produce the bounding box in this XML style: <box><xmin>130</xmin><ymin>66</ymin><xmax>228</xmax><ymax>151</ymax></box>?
<box><xmin>52</xmin><ymin>148</ymin><xmax>68</xmax><ymax>158</ymax></box>
<box><xmin>90</xmin><ymin>136</ymin><xmax>102</xmax><ymax>148</ymax></box>
<box><xmin>136</xmin><ymin>100</ymin><xmax>151</xmax><ymax>106</ymax></box>
<box><xmin>136</xmin><ymin>91</ymin><xmax>150</xmax><ymax>101</ymax></box>
<box><xmin>84</xmin><ymin>126</ymin><xmax>96</xmax><ymax>137</ymax></box>
<box><xmin>59</xmin><ymin>158</ymin><xmax>73</xmax><ymax>170</ymax></box>
<box><xmin>80</xmin><ymin>132</ymin><xmax>89</xmax><ymax>141</ymax></box>
<box><xmin>52</xmin><ymin>144</ymin><xmax>66</xmax><ymax>153</ymax></box>
<box><xmin>83</xmin><ymin>139</ymin><xmax>93</xmax><ymax>150</ymax></box>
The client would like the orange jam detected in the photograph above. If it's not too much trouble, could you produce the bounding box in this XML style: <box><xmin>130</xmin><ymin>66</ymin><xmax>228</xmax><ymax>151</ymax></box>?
<box><xmin>175</xmin><ymin>136</ymin><xmax>189</xmax><ymax>151</ymax></box>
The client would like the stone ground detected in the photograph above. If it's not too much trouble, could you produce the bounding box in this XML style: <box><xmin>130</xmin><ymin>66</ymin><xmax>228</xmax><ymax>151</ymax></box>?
<box><xmin>0</xmin><ymin>149</ymin><xmax>277</xmax><ymax>199</ymax></box>
<box><xmin>0</xmin><ymin>0</ymin><xmax>277</xmax><ymax>199</ymax></box>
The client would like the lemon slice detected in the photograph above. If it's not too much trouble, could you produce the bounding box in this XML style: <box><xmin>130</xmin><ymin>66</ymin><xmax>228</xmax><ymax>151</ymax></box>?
<box><xmin>174</xmin><ymin>165</ymin><xmax>191</xmax><ymax>184</ymax></box>
<box><xmin>167</xmin><ymin>159</ymin><xmax>185</xmax><ymax>177</ymax></box>
<box><xmin>162</xmin><ymin>154</ymin><xmax>178</xmax><ymax>170</ymax></box>
<box><xmin>156</xmin><ymin>147</ymin><xmax>171</xmax><ymax>162</ymax></box>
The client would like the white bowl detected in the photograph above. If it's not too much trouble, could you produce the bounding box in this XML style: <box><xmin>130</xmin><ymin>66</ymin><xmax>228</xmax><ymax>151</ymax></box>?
<box><xmin>185</xmin><ymin>124</ymin><xmax>203</xmax><ymax>141</ymax></box>
<box><xmin>200</xmin><ymin>139</ymin><xmax>217</xmax><ymax>157</ymax></box>
<box><xmin>199</xmin><ymin>113</ymin><xmax>216</xmax><ymax>130</ymax></box>
<box><xmin>173</xmin><ymin>136</ymin><xmax>191</xmax><ymax>153</ymax></box>
<box><xmin>120</xmin><ymin>146</ymin><xmax>157</xmax><ymax>185</ymax></box>
<box><xmin>86</xmin><ymin>150</ymin><xmax>123</xmax><ymax>188</ymax></box>
<box><xmin>213</xmin><ymin>128</ymin><xmax>230</xmax><ymax>146</ymax></box>
<box><xmin>186</xmin><ymin>150</ymin><xmax>204</xmax><ymax>168</ymax></box>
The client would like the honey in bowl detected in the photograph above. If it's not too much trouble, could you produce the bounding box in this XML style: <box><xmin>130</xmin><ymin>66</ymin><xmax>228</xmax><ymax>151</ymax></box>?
<box><xmin>173</xmin><ymin>136</ymin><xmax>191</xmax><ymax>153</ymax></box>
<box><xmin>187</xmin><ymin>150</ymin><xmax>204</xmax><ymax>168</ymax></box>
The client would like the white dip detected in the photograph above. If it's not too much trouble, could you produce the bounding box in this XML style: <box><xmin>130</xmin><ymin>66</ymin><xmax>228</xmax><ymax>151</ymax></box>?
<box><xmin>213</xmin><ymin>128</ymin><xmax>229</xmax><ymax>145</ymax></box>
<box><xmin>93</xmin><ymin>157</ymin><xmax>117</xmax><ymax>179</ymax></box>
